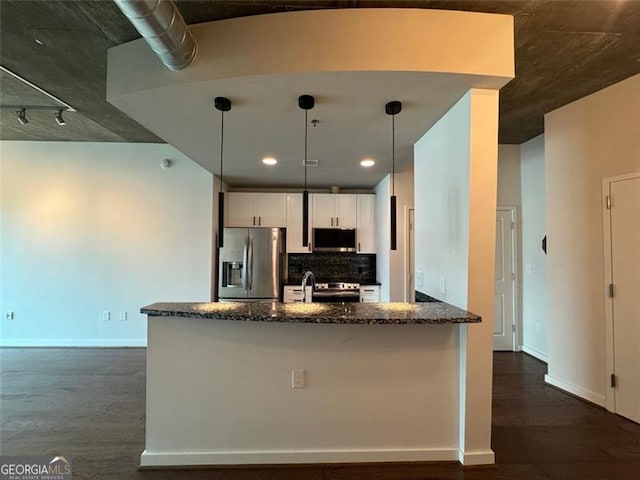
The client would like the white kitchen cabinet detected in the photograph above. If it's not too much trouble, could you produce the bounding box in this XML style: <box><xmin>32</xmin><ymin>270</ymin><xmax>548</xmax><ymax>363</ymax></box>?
<box><xmin>311</xmin><ymin>194</ymin><xmax>357</xmax><ymax>228</ymax></box>
<box><xmin>286</xmin><ymin>193</ymin><xmax>312</xmax><ymax>253</ymax></box>
<box><xmin>283</xmin><ymin>285</ymin><xmax>313</xmax><ymax>303</ymax></box>
<box><xmin>359</xmin><ymin>285</ymin><xmax>381</xmax><ymax>303</ymax></box>
<box><xmin>356</xmin><ymin>194</ymin><xmax>376</xmax><ymax>253</ymax></box>
<box><xmin>226</xmin><ymin>192</ymin><xmax>286</xmax><ymax>227</ymax></box>
<box><xmin>257</xmin><ymin>193</ymin><xmax>287</xmax><ymax>227</ymax></box>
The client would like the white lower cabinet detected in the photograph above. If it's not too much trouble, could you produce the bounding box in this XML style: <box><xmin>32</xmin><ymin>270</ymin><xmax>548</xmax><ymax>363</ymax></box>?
<box><xmin>359</xmin><ymin>285</ymin><xmax>381</xmax><ymax>303</ymax></box>
<box><xmin>283</xmin><ymin>286</ymin><xmax>313</xmax><ymax>303</ymax></box>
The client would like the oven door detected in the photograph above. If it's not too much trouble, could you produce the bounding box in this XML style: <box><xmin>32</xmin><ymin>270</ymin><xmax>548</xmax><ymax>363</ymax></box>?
<box><xmin>312</xmin><ymin>291</ymin><xmax>360</xmax><ymax>303</ymax></box>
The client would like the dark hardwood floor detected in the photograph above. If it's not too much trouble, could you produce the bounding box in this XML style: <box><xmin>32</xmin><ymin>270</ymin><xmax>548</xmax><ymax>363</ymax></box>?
<box><xmin>1</xmin><ymin>349</ymin><xmax>638</xmax><ymax>479</ymax></box>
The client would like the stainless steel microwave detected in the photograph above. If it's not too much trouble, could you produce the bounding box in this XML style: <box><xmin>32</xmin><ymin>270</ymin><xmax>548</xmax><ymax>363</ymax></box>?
<box><xmin>312</xmin><ymin>228</ymin><xmax>357</xmax><ymax>252</ymax></box>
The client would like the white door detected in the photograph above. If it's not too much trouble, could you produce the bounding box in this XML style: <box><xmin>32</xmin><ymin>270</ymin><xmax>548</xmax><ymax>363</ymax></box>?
<box><xmin>610</xmin><ymin>176</ymin><xmax>640</xmax><ymax>423</ymax></box>
<box><xmin>257</xmin><ymin>193</ymin><xmax>286</xmax><ymax>227</ymax></box>
<box><xmin>312</xmin><ymin>194</ymin><xmax>335</xmax><ymax>227</ymax></box>
<box><xmin>494</xmin><ymin>208</ymin><xmax>516</xmax><ymax>351</ymax></box>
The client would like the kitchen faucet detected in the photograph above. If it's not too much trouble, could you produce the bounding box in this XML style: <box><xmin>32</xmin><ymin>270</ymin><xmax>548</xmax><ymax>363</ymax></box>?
<box><xmin>301</xmin><ymin>271</ymin><xmax>316</xmax><ymax>303</ymax></box>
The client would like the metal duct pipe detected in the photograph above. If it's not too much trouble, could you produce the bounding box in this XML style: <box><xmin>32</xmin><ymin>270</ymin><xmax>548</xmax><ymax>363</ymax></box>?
<box><xmin>114</xmin><ymin>0</ymin><xmax>197</xmax><ymax>71</ymax></box>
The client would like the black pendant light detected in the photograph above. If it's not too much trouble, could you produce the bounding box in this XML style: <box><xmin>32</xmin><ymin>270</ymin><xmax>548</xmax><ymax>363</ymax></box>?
<box><xmin>299</xmin><ymin>94</ymin><xmax>315</xmax><ymax>247</ymax></box>
<box><xmin>214</xmin><ymin>96</ymin><xmax>231</xmax><ymax>248</ymax></box>
<box><xmin>385</xmin><ymin>100</ymin><xmax>402</xmax><ymax>251</ymax></box>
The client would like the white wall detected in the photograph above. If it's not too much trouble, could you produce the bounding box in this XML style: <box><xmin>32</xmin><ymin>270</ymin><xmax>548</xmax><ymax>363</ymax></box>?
<box><xmin>414</xmin><ymin>89</ymin><xmax>500</xmax><ymax>463</ymax></box>
<box><xmin>520</xmin><ymin>134</ymin><xmax>547</xmax><ymax>361</ymax></box>
<box><xmin>374</xmin><ymin>163</ymin><xmax>414</xmax><ymax>302</ymax></box>
<box><xmin>0</xmin><ymin>142</ymin><xmax>213</xmax><ymax>346</ymax></box>
<box><xmin>544</xmin><ymin>73</ymin><xmax>640</xmax><ymax>404</ymax></box>
<box><xmin>497</xmin><ymin>144</ymin><xmax>521</xmax><ymax>207</ymax></box>
<box><xmin>414</xmin><ymin>94</ymin><xmax>471</xmax><ymax>307</ymax></box>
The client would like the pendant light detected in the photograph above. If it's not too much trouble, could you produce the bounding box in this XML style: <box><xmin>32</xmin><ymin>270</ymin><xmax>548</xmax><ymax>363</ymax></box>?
<box><xmin>214</xmin><ymin>96</ymin><xmax>231</xmax><ymax>248</ymax></box>
<box><xmin>385</xmin><ymin>100</ymin><xmax>402</xmax><ymax>251</ymax></box>
<box><xmin>299</xmin><ymin>94</ymin><xmax>315</xmax><ymax>247</ymax></box>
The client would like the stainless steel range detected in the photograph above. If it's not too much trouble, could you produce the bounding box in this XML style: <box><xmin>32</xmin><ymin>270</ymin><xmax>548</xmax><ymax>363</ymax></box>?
<box><xmin>312</xmin><ymin>282</ymin><xmax>360</xmax><ymax>303</ymax></box>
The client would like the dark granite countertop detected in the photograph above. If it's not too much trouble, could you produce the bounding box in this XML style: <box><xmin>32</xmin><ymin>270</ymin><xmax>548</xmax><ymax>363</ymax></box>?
<box><xmin>141</xmin><ymin>301</ymin><xmax>481</xmax><ymax>325</ymax></box>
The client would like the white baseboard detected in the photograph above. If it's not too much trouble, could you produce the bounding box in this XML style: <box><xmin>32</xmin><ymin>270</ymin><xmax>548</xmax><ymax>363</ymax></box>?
<box><xmin>0</xmin><ymin>339</ymin><xmax>146</xmax><ymax>347</ymax></box>
<box><xmin>544</xmin><ymin>374</ymin><xmax>605</xmax><ymax>406</ymax></box>
<box><xmin>458</xmin><ymin>449</ymin><xmax>495</xmax><ymax>466</ymax></box>
<box><xmin>521</xmin><ymin>345</ymin><xmax>548</xmax><ymax>363</ymax></box>
<box><xmin>140</xmin><ymin>448</ymin><xmax>460</xmax><ymax>467</ymax></box>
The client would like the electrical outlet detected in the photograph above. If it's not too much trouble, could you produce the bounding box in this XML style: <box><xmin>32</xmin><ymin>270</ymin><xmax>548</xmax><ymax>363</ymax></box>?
<box><xmin>119</xmin><ymin>311</ymin><xmax>127</xmax><ymax>321</ymax></box>
<box><xmin>5</xmin><ymin>311</ymin><xmax>14</xmax><ymax>320</ymax></box>
<box><xmin>535</xmin><ymin>322</ymin><xmax>543</xmax><ymax>332</ymax></box>
<box><xmin>415</xmin><ymin>271</ymin><xmax>423</xmax><ymax>288</ymax></box>
<box><xmin>440</xmin><ymin>277</ymin><xmax>446</xmax><ymax>296</ymax></box>
<box><xmin>525</xmin><ymin>264</ymin><xmax>533</xmax><ymax>274</ymax></box>
<box><xmin>102</xmin><ymin>311</ymin><xmax>111</xmax><ymax>321</ymax></box>
<box><xmin>291</xmin><ymin>369</ymin><xmax>305</xmax><ymax>389</ymax></box>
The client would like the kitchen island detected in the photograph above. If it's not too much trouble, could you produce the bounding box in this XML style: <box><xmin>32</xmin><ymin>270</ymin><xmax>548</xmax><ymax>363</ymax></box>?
<box><xmin>140</xmin><ymin>301</ymin><xmax>490</xmax><ymax>468</ymax></box>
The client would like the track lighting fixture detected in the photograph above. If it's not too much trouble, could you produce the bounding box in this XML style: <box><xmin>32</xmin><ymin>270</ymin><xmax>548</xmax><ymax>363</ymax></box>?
<box><xmin>16</xmin><ymin>108</ymin><xmax>28</xmax><ymax>125</ymax></box>
<box><xmin>385</xmin><ymin>100</ymin><xmax>402</xmax><ymax>251</ymax></box>
<box><xmin>214</xmin><ymin>96</ymin><xmax>232</xmax><ymax>249</ymax></box>
<box><xmin>2</xmin><ymin>105</ymin><xmax>74</xmax><ymax>126</ymax></box>
<box><xmin>54</xmin><ymin>109</ymin><xmax>66</xmax><ymax>126</ymax></box>
<box><xmin>298</xmin><ymin>94</ymin><xmax>315</xmax><ymax>247</ymax></box>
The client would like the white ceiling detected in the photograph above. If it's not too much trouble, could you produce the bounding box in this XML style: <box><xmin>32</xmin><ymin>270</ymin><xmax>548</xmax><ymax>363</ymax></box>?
<box><xmin>110</xmin><ymin>70</ymin><xmax>503</xmax><ymax>189</ymax></box>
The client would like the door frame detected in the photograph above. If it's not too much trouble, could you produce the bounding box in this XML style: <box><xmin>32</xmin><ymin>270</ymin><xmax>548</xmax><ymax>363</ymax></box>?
<box><xmin>602</xmin><ymin>171</ymin><xmax>640</xmax><ymax>413</ymax></box>
<box><xmin>496</xmin><ymin>206</ymin><xmax>520</xmax><ymax>351</ymax></box>
<box><xmin>404</xmin><ymin>206</ymin><xmax>415</xmax><ymax>303</ymax></box>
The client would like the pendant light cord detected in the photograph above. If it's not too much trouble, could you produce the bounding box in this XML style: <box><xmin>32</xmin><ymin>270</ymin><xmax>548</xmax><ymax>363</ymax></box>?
<box><xmin>304</xmin><ymin>109</ymin><xmax>308</xmax><ymax>190</ymax></box>
<box><xmin>220</xmin><ymin>111</ymin><xmax>225</xmax><ymax>184</ymax></box>
<box><xmin>392</xmin><ymin>113</ymin><xmax>395</xmax><ymax>196</ymax></box>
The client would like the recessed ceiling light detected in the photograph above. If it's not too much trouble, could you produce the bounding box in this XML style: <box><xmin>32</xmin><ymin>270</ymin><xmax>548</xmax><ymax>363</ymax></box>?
<box><xmin>262</xmin><ymin>157</ymin><xmax>278</xmax><ymax>166</ymax></box>
<box><xmin>360</xmin><ymin>158</ymin><xmax>375</xmax><ymax>168</ymax></box>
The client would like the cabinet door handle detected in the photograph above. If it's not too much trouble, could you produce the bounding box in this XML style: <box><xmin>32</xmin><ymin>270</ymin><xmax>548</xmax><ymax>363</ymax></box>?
<box><xmin>308</xmin><ymin>243</ymin><xmax>311</xmax><ymax>252</ymax></box>
<box><xmin>258</xmin><ymin>216</ymin><xmax>261</xmax><ymax>226</ymax></box>
<box><xmin>331</xmin><ymin>217</ymin><xmax>334</xmax><ymax>226</ymax></box>
<box><xmin>253</xmin><ymin>216</ymin><xmax>256</xmax><ymax>226</ymax></box>
<box><xmin>336</xmin><ymin>217</ymin><xmax>339</xmax><ymax>226</ymax></box>
<box><xmin>358</xmin><ymin>242</ymin><xmax>361</xmax><ymax>252</ymax></box>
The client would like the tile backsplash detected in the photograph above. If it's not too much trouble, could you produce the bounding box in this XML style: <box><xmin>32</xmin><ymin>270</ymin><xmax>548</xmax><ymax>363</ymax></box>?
<box><xmin>287</xmin><ymin>253</ymin><xmax>376</xmax><ymax>283</ymax></box>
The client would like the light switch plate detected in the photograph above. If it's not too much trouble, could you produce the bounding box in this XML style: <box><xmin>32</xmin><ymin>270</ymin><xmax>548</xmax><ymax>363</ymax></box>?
<box><xmin>416</xmin><ymin>271</ymin><xmax>423</xmax><ymax>288</ymax></box>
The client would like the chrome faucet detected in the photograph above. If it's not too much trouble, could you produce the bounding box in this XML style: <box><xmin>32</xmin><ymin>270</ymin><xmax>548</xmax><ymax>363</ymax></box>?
<box><xmin>301</xmin><ymin>271</ymin><xmax>316</xmax><ymax>303</ymax></box>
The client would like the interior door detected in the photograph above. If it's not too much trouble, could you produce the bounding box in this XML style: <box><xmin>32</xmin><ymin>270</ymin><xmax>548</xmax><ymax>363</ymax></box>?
<box><xmin>610</xmin><ymin>176</ymin><xmax>640</xmax><ymax>423</ymax></box>
<box><xmin>494</xmin><ymin>208</ymin><xmax>516</xmax><ymax>351</ymax></box>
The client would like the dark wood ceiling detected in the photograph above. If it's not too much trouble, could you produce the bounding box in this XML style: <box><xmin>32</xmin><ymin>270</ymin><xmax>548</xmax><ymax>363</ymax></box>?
<box><xmin>1</xmin><ymin>0</ymin><xmax>639</xmax><ymax>145</ymax></box>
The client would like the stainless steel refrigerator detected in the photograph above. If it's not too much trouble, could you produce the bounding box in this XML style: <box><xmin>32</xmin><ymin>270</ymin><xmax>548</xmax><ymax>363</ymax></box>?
<box><xmin>218</xmin><ymin>228</ymin><xmax>285</xmax><ymax>301</ymax></box>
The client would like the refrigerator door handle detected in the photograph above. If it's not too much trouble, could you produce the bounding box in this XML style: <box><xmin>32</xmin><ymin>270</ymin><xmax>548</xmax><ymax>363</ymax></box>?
<box><xmin>247</xmin><ymin>233</ymin><xmax>254</xmax><ymax>291</ymax></box>
<box><xmin>242</xmin><ymin>235</ymin><xmax>249</xmax><ymax>291</ymax></box>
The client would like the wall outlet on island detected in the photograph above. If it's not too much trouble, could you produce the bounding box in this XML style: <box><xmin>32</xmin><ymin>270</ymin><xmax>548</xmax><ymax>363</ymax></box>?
<box><xmin>119</xmin><ymin>311</ymin><xmax>127</xmax><ymax>321</ymax></box>
<box><xmin>415</xmin><ymin>271</ymin><xmax>423</xmax><ymax>288</ymax></box>
<box><xmin>5</xmin><ymin>311</ymin><xmax>14</xmax><ymax>320</ymax></box>
<box><xmin>291</xmin><ymin>369</ymin><xmax>305</xmax><ymax>389</ymax></box>
<box><xmin>102</xmin><ymin>311</ymin><xmax>111</xmax><ymax>321</ymax></box>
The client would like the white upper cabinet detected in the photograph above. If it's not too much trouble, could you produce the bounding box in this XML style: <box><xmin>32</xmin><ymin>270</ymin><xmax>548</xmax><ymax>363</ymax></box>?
<box><xmin>312</xmin><ymin>194</ymin><xmax>357</xmax><ymax>228</ymax></box>
<box><xmin>226</xmin><ymin>192</ymin><xmax>256</xmax><ymax>227</ymax></box>
<box><xmin>312</xmin><ymin>194</ymin><xmax>335</xmax><ymax>227</ymax></box>
<box><xmin>286</xmin><ymin>193</ymin><xmax>312</xmax><ymax>253</ymax></box>
<box><xmin>356</xmin><ymin>194</ymin><xmax>376</xmax><ymax>254</ymax></box>
<box><xmin>257</xmin><ymin>193</ymin><xmax>287</xmax><ymax>227</ymax></box>
<box><xmin>226</xmin><ymin>192</ymin><xmax>286</xmax><ymax>227</ymax></box>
